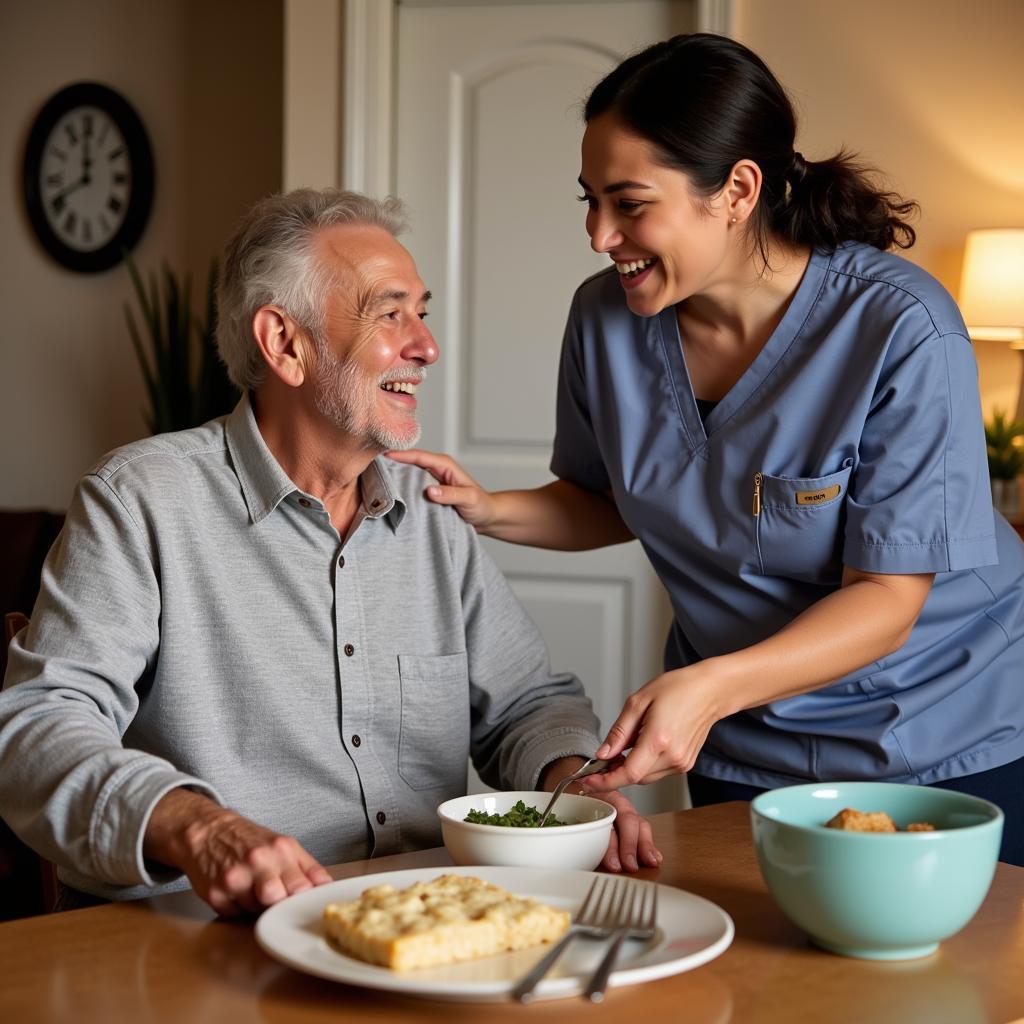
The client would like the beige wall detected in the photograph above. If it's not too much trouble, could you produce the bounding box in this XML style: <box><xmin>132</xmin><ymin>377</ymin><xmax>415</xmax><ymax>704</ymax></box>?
<box><xmin>735</xmin><ymin>0</ymin><xmax>1024</xmax><ymax>421</ymax></box>
<box><xmin>282</xmin><ymin>0</ymin><xmax>342</xmax><ymax>191</ymax></box>
<box><xmin>183</xmin><ymin>0</ymin><xmax>284</xmax><ymax>282</ymax></box>
<box><xmin>0</xmin><ymin>0</ymin><xmax>282</xmax><ymax>510</ymax></box>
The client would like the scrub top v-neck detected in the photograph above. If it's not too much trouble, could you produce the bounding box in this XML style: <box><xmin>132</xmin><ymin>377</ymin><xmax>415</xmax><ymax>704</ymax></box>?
<box><xmin>552</xmin><ymin>242</ymin><xmax>1024</xmax><ymax>790</ymax></box>
<box><xmin>660</xmin><ymin>248</ymin><xmax>828</xmax><ymax>450</ymax></box>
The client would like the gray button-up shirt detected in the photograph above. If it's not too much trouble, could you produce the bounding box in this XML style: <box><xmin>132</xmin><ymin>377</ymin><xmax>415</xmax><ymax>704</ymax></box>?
<box><xmin>0</xmin><ymin>397</ymin><xmax>600</xmax><ymax>899</ymax></box>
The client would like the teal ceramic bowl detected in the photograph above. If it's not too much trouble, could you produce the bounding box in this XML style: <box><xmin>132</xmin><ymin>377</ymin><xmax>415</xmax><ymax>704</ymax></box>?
<box><xmin>750</xmin><ymin>782</ymin><xmax>1003</xmax><ymax>960</ymax></box>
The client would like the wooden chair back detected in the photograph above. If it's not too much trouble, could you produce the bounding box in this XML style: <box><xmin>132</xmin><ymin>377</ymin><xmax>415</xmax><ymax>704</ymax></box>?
<box><xmin>4</xmin><ymin>612</ymin><xmax>30</xmax><ymax>651</ymax></box>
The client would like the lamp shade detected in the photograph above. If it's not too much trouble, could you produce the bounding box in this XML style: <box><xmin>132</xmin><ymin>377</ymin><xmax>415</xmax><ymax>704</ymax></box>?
<box><xmin>958</xmin><ymin>229</ymin><xmax>1024</xmax><ymax>344</ymax></box>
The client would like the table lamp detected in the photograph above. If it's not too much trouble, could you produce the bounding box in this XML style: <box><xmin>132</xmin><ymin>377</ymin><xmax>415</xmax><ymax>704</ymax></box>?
<box><xmin>958</xmin><ymin>228</ymin><xmax>1024</xmax><ymax>422</ymax></box>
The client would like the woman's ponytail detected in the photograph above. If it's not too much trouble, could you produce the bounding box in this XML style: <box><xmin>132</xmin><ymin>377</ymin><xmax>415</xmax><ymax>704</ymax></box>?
<box><xmin>775</xmin><ymin>149</ymin><xmax>918</xmax><ymax>252</ymax></box>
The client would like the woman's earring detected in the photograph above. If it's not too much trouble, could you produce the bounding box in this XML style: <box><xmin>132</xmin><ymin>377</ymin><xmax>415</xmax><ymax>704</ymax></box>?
<box><xmin>730</xmin><ymin>217</ymin><xmax>737</xmax><ymax>224</ymax></box>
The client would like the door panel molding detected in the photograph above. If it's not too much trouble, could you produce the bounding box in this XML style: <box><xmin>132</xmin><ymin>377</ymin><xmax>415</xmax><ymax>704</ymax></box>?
<box><xmin>338</xmin><ymin>0</ymin><xmax>734</xmax><ymax>195</ymax></box>
<box><xmin>504</xmin><ymin>572</ymin><xmax>631</xmax><ymax>725</ymax></box>
<box><xmin>448</xmin><ymin>41</ymin><xmax>616</xmax><ymax>452</ymax></box>
<box><xmin>339</xmin><ymin>0</ymin><xmax>394</xmax><ymax>195</ymax></box>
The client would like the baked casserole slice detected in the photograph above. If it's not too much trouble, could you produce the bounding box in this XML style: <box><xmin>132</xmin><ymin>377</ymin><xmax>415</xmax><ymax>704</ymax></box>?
<box><xmin>323</xmin><ymin>873</ymin><xmax>570</xmax><ymax>971</ymax></box>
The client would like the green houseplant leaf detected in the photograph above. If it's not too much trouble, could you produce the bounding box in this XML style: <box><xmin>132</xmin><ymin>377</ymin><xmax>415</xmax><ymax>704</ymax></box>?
<box><xmin>124</xmin><ymin>254</ymin><xmax>240</xmax><ymax>435</ymax></box>
<box><xmin>195</xmin><ymin>260</ymin><xmax>239</xmax><ymax>425</ymax></box>
<box><xmin>984</xmin><ymin>408</ymin><xmax>1024</xmax><ymax>480</ymax></box>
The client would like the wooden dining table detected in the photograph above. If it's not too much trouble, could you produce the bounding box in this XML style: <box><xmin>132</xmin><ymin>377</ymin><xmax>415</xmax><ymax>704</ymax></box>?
<box><xmin>1</xmin><ymin>800</ymin><xmax>1022</xmax><ymax>1024</ymax></box>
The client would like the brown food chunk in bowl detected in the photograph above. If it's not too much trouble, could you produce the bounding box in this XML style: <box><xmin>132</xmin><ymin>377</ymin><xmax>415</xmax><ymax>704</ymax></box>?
<box><xmin>826</xmin><ymin>808</ymin><xmax>897</xmax><ymax>832</ymax></box>
<box><xmin>826</xmin><ymin>808</ymin><xmax>937</xmax><ymax>832</ymax></box>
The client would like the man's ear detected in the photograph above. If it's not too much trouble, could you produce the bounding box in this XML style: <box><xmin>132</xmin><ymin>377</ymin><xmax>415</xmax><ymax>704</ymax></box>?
<box><xmin>252</xmin><ymin>306</ymin><xmax>313</xmax><ymax>388</ymax></box>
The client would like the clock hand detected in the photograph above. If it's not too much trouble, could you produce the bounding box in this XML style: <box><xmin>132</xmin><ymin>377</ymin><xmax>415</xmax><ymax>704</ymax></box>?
<box><xmin>51</xmin><ymin>130</ymin><xmax>92</xmax><ymax>203</ymax></box>
<box><xmin>52</xmin><ymin>175</ymin><xmax>88</xmax><ymax>202</ymax></box>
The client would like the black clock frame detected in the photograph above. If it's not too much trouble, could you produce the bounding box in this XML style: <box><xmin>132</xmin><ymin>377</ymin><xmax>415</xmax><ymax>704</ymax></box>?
<box><xmin>23</xmin><ymin>81</ymin><xmax>155</xmax><ymax>274</ymax></box>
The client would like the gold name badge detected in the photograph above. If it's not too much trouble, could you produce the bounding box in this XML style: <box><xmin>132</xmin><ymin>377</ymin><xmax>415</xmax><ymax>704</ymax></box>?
<box><xmin>795</xmin><ymin>484</ymin><xmax>842</xmax><ymax>506</ymax></box>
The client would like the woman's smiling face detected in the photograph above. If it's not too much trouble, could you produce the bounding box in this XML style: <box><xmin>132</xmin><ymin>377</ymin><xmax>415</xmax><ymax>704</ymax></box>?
<box><xmin>579</xmin><ymin>113</ymin><xmax>733</xmax><ymax>317</ymax></box>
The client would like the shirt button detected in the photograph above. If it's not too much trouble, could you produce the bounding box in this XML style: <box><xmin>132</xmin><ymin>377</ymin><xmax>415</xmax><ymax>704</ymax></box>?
<box><xmin>351</xmin><ymin>734</ymin><xmax>361</xmax><ymax>747</ymax></box>
<box><xmin>344</xmin><ymin>643</ymin><xmax>355</xmax><ymax>657</ymax></box>
<box><xmin>298</xmin><ymin>497</ymin><xmax>311</xmax><ymax>508</ymax></box>
<box><xmin>338</xmin><ymin>555</ymin><xmax>345</xmax><ymax>568</ymax></box>
<box><xmin>376</xmin><ymin>811</ymin><xmax>386</xmax><ymax>825</ymax></box>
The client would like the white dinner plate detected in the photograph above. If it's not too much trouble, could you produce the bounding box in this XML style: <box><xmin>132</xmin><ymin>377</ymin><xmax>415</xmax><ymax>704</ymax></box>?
<box><xmin>255</xmin><ymin>864</ymin><xmax>734</xmax><ymax>1002</ymax></box>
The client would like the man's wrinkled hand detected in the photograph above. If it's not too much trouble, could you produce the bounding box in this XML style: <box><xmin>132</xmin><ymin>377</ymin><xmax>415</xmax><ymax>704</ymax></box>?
<box><xmin>144</xmin><ymin>788</ymin><xmax>332</xmax><ymax>916</ymax></box>
<box><xmin>595</xmin><ymin>789</ymin><xmax>662</xmax><ymax>873</ymax></box>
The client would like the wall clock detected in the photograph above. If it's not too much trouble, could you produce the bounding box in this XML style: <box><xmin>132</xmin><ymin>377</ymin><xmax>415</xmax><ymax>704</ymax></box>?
<box><xmin>23</xmin><ymin>81</ymin><xmax>155</xmax><ymax>274</ymax></box>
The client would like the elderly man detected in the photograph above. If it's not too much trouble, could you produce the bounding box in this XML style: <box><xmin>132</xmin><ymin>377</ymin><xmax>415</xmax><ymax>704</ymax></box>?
<box><xmin>0</xmin><ymin>189</ymin><xmax>659</xmax><ymax>914</ymax></box>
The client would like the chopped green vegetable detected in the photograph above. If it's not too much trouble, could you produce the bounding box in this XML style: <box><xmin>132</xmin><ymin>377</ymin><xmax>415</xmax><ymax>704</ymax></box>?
<box><xmin>464</xmin><ymin>799</ymin><xmax>569</xmax><ymax>828</ymax></box>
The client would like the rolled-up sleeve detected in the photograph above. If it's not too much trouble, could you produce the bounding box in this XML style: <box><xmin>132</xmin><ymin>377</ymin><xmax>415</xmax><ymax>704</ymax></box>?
<box><xmin>0</xmin><ymin>474</ymin><xmax>221</xmax><ymax>887</ymax></box>
<box><xmin>844</xmin><ymin>332</ymin><xmax>998</xmax><ymax>573</ymax></box>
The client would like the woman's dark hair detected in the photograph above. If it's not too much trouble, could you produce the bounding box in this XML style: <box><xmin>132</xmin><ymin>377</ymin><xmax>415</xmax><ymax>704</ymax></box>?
<box><xmin>585</xmin><ymin>34</ymin><xmax>918</xmax><ymax>258</ymax></box>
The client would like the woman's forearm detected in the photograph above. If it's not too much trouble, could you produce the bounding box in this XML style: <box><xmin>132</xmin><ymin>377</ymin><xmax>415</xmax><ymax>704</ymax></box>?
<box><xmin>484</xmin><ymin>480</ymin><xmax>633</xmax><ymax>550</ymax></box>
<box><xmin>587</xmin><ymin>569</ymin><xmax>936</xmax><ymax>785</ymax></box>
<box><xmin>713</xmin><ymin>569</ymin><xmax>935</xmax><ymax>717</ymax></box>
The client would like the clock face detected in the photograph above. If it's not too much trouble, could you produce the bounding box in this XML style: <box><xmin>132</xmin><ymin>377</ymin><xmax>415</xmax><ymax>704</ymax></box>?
<box><xmin>24</xmin><ymin>83</ymin><xmax>154</xmax><ymax>273</ymax></box>
<box><xmin>40</xmin><ymin>106</ymin><xmax>132</xmax><ymax>253</ymax></box>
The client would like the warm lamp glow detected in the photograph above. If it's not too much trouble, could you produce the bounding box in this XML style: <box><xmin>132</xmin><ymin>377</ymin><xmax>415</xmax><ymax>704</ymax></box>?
<box><xmin>959</xmin><ymin>229</ymin><xmax>1024</xmax><ymax>346</ymax></box>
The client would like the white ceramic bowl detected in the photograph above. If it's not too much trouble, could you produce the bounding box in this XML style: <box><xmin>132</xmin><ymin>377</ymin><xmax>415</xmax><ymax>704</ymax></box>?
<box><xmin>437</xmin><ymin>791</ymin><xmax>616</xmax><ymax>871</ymax></box>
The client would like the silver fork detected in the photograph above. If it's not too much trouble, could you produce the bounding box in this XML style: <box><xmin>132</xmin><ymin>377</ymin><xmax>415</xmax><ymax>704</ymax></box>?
<box><xmin>536</xmin><ymin>755</ymin><xmax>625</xmax><ymax>827</ymax></box>
<box><xmin>583</xmin><ymin>878</ymin><xmax>658</xmax><ymax>1003</ymax></box>
<box><xmin>510</xmin><ymin>874</ymin><xmax>622</xmax><ymax>1004</ymax></box>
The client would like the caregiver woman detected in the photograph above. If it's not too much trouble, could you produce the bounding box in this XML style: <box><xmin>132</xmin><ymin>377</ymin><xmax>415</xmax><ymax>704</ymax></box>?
<box><xmin>390</xmin><ymin>34</ymin><xmax>1024</xmax><ymax>864</ymax></box>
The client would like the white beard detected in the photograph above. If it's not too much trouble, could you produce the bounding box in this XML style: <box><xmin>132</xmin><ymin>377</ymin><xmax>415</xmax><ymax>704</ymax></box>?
<box><xmin>312</xmin><ymin>340</ymin><xmax>423</xmax><ymax>451</ymax></box>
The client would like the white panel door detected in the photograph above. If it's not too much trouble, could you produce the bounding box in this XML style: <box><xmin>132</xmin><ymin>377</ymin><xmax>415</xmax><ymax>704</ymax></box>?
<box><xmin>394</xmin><ymin>1</ymin><xmax>695</xmax><ymax>811</ymax></box>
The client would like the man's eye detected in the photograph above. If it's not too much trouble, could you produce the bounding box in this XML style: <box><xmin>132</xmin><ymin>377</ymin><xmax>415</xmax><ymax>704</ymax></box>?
<box><xmin>381</xmin><ymin>310</ymin><xmax>399</xmax><ymax>321</ymax></box>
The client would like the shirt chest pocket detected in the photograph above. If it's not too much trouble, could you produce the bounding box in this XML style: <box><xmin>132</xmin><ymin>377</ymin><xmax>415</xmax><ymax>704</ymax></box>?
<box><xmin>755</xmin><ymin>460</ymin><xmax>853</xmax><ymax>584</ymax></box>
<box><xmin>397</xmin><ymin>652</ymin><xmax>471</xmax><ymax>791</ymax></box>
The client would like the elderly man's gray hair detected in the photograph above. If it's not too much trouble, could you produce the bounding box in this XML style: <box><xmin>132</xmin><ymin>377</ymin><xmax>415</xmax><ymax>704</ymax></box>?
<box><xmin>215</xmin><ymin>188</ymin><xmax>408</xmax><ymax>392</ymax></box>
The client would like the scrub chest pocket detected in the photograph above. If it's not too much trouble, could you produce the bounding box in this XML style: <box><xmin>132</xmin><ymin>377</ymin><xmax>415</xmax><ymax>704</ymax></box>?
<box><xmin>754</xmin><ymin>461</ymin><xmax>854</xmax><ymax>584</ymax></box>
<box><xmin>397</xmin><ymin>652</ymin><xmax>471</xmax><ymax>790</ymax></box>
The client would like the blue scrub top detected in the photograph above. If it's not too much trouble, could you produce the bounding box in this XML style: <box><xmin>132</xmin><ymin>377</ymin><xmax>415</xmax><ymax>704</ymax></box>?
<box><xmin>552</xmin><ymin>241</ymin><xmax>1024</xmax><ymax>788</ymax></box>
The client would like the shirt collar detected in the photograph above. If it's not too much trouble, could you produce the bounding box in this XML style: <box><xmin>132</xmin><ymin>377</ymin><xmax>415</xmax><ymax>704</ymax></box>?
<box><xmin>225</xmin><ymin>393</ymin><xmax>406</xmax><ymax>530</ymax></box>
<box><xmin>357</xmin><ymin>458</ymin><xmax>407</xmax><ymax>530</ymax></box>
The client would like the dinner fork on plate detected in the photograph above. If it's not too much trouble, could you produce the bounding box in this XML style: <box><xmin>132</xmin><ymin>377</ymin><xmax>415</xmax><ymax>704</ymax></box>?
<box><xmin>510</xmin><ymin>874</ymin><xmax>621</xmax><ymax>1003</ymax></box>
<box><xmin>583</xmin><ymin>878</ymin><xmax>659</xmax><ymax>1002</ymax></box>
